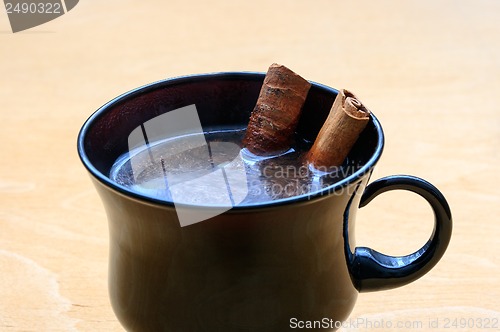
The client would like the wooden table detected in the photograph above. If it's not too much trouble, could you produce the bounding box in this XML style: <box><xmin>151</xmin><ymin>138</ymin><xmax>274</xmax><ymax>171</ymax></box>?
<box><xmin>1</xmin><ymin>1</ymin><xmax>499</xmax><ymax>330</ymax></box>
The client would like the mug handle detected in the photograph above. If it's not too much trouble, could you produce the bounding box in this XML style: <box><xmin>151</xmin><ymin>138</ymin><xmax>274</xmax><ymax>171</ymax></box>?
<box><xmin>349</xmin><ymin>175</ymin><xmax>453</xmax><ymax>292</ymax></box>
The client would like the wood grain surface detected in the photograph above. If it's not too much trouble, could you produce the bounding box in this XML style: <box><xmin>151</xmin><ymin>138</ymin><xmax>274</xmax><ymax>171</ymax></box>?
<box><xmin>1</xmin><ymin>1</ymin><xmax>499</xmax><ymax>331</ymax></box>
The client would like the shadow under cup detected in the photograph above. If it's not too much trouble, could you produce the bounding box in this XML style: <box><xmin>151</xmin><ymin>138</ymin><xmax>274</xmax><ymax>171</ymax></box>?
<box><xmin>78</xmin><ymin>73</ymin><xmax>452</xmax><ymax>332</ymax></box>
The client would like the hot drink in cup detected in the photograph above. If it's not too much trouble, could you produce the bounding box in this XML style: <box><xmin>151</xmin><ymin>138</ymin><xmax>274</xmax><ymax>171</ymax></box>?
<box><xmin>78</xmin><ymin>69</ymin><xmax>452</xmax><ymax>332</ymax></box>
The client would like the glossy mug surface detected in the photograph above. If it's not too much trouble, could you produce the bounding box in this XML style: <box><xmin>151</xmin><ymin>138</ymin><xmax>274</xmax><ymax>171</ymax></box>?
<box><xmin>77</xmin><ymin>73</ymin><xmax>452</xmax><ymax>332</ymax></box>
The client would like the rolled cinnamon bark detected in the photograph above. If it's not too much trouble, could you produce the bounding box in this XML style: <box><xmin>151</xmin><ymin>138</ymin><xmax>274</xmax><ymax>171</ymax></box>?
<box><xmin>306</xmin><ymin>89</ymin><xmax>370</xmax><ymax>169</ymax></box>
<box><xmin>243</xmin><ymin>63</ymin><xmax>311</xmax><ymax>155</ymax></box>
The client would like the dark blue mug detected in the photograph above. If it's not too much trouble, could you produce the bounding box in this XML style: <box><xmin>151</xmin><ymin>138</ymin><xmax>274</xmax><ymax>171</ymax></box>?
<box><xmin>78</xmin><ymin>73</ymin><xmax>452</xmax><ymax>331</ymax></box>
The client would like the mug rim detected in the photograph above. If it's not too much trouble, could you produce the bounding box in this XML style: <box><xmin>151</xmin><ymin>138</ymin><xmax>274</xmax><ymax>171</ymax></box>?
<box><xmin>77</xmin><ymin>71</ymin><xmax>385</xmax><ymax>210</ymax></box>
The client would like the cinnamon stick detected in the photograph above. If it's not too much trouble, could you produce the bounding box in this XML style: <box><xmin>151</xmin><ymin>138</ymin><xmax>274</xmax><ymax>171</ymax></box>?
<box><xmin>306</xmin><ymin>89</ymin><xmax>370</xmax><ymax>169</ymax></box>
<box><xmin>243</xmin><ymin>63</ymin><xmax>311</xmax><ymax>155</ymax></box>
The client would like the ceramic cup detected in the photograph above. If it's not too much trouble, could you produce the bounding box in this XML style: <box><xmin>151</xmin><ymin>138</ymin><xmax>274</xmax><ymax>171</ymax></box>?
<box><xmin>78</xmin><ymin>73</ymin><xmax>452</xmax><ymax>332</ymax></box>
